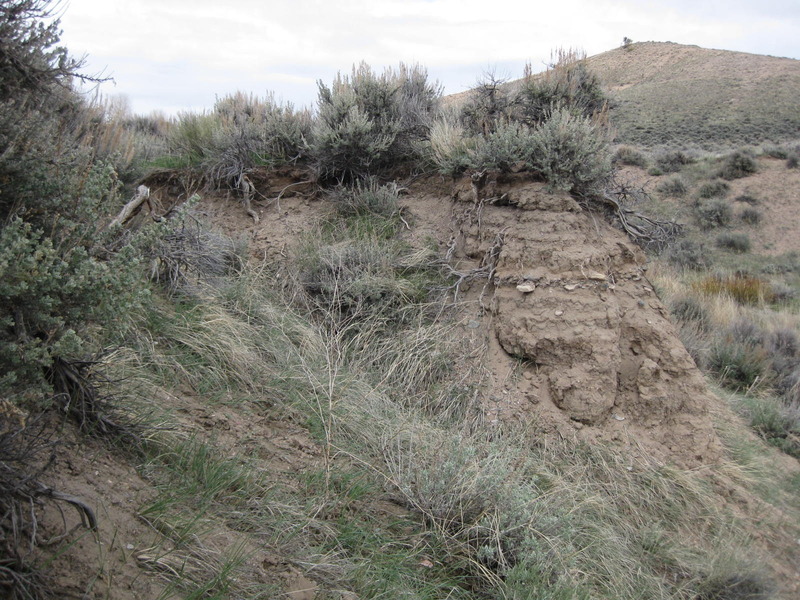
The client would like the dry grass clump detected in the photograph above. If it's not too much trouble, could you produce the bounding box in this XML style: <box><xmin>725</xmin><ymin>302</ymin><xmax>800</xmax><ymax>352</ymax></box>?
<box><xmin>692</xmin><ymin>274</ymin><xmax>775</xmax><ymax>305</ymax></box>
<box><xmin>698</xmin><ymin>180</ymin><xmax>730</xmax><ymax>199</ymax></box>
<box><xmin>739</xmin><ymin>207</ymin><xmax>763</xmax><ymax>226</ymax></box>
<box><xmin>716</xmin><ymin>232</ymin><xmax>751</xmax><ymax>254</ymax></box>
<box><xmin>613</xmin><ymin>145</ymin><xmax>648</xmax><ymax>167</ymax></box>
<box><xmin>656</xmin><ymin>175</ymin><xmax>688</xmax><ymax>197</ymax></box>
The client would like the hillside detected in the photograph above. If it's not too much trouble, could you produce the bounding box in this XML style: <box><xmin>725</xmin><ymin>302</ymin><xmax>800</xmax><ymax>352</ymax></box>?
<box><xmin>3</xmin><ymin>5</ymin><xmax>800</xmax><ymax>598</ymax></box>
<box><xmin>588</xmin><ymin>42</ymin><xmax>800</xmax><ymax>149</ymax></box>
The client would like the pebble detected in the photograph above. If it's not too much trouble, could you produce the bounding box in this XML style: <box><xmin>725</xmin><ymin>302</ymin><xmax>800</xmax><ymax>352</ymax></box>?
<box><xmin>516</xmin><ymin>283</ymin><xmax>535</xmax><ymax>293</ymax></box>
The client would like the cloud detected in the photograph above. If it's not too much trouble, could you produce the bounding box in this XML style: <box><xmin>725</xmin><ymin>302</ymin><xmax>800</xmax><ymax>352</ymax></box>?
<box><xmin>59</xmin><ymin>0</ymin><xmax>800</xmax><ymax>115</ymax></box>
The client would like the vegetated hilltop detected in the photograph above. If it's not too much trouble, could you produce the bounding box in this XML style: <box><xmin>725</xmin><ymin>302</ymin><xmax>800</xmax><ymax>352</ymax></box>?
<box><xmin>587</xmin><ymin>41</ymin><xmax>800</xmax><ymax>149</ymax></box>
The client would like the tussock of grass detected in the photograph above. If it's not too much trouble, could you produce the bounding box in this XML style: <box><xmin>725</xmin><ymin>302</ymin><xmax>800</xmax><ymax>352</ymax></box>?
<box><xmin>692</xmin><ymin>274</ymin><xmax>775</xmax><ymax>305</ymax></box>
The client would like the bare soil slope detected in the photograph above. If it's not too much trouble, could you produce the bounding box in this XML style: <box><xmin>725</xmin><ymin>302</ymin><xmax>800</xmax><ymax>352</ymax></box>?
<box><xmin>217</xmin><ymin>171</ymin><xmax>724</xmax><ymax>467</ymax></box>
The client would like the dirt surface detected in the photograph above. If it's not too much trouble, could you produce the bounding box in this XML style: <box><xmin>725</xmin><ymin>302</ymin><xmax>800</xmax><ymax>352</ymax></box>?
<box><xmin>27</xmin><ymin>399</ymin><xmax>326</xmax><ymax>598</ymax></box>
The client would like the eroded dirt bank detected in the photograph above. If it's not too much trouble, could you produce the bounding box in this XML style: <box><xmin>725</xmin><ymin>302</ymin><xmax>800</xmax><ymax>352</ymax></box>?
<box><xmin>226</xmin><ymin>169</ymin><xmax>724</xmax><ymax>468</ymax></box>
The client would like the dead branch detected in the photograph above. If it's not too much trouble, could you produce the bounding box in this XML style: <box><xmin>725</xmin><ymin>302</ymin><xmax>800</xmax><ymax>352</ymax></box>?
<box><xmin>598</xmin><ymin>177</ymin><xmax>682</xmax><ymax>250</ymax></box>
<box><xmin>109</xmin><ymin>185</ymin><xmax>151</xmax><ymax>228</ymax></box>
<box><xmin>236</xmin><ymin>173</ymin><xmax>259</xmax><ymax>223</ymax></box>
<box><xmin>262</xmin><ymin>179</ymin><xmax>315</xmax><ymax>212</ymax></box>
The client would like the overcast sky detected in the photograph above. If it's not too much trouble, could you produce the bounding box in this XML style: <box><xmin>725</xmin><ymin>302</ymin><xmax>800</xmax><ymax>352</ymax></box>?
<box><xmin>57</xmin><ymin>0</ymin><xmax>800</xmax><ymax>116</ymax></box>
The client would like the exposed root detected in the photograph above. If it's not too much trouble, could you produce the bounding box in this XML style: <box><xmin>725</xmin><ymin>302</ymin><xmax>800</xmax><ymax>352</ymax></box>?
<box><xmin>47</xmin><ymin>357</ymin><xmax>143</xmax><ymax>450</ymax></box>
<box><xmin>599</xmin><ymin>177</ymin><xmax>682</xmax><ymax>250</ymax></box>
<box><xmin>0</xmin><ymin>419</ymin><xmax>96</xmax><ymax>600</ymax></box>
<box><xmin>441</xmin><ymin>229</ymin><xmax>506</xmax><ymax>309</ymax></box>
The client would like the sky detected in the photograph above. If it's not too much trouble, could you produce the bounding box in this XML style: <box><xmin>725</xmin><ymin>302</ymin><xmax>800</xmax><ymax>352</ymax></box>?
<box><xmin>56</xmin><ymin>0</ymin><xmax>800</xmax><ymax>116</ymax></box>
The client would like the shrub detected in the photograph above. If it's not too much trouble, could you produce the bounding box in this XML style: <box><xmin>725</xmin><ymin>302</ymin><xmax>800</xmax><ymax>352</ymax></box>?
<box><xmin>787</xmin><ymin>153</ymin><xmax>799</xmax><ymax>169</ymax></box>
<box><xmin>515</xmin><ymin>48</ymin><xmax>606</xmax><ymax>127</ymax></box>
<box><xmin>0</xmin><ymin>2</ymin><xmax>147</xmax><ymax>400</ymax></box>
<box><xmin>761</xmin><ymin>144</ymin><xmax>789</xmax><ymax>159</ymax></box>
<box><xmin>666</xmin><ymin>239</ymin><xmax>709</xmax><ymax>270</ymax></box>
<box><xmin>527</xmin><ymin>107</ymin><xmax>611</xmax><ymax>194</ymax></box>
<box><xmin>709</xmin><ymin>335</ymin><xmax>770</xmax><ymax>393</ymax></box>
<box><xmin>654</xmin><ymin>150</ymin><xmax>693</xmax><ymax>173</ymax></box>
<box><xmin>739</xmin><ymin>207</ymin><xmax>762</xmax><ymax>225</ymax></box>
<box><xmin>647</xmin><ymin>166</ymin><xmax>664</xmax><ymax>176</ymax></box>
<box><xmin>613</xmin><ymin>145</ymin><xmax>648</xmax><ymax>167</ymax></box>
<box><xmin>698</xmin><ymin>180</ymin><xmax>730</xmax><ymax>199</ymax></box>
<box><xmin>0</xmin><ymin>9</ymin><xmax>150</xmax><ymax>591</ymax></box>
<box><xmin>718</xmin><ymin>151</ymin><xmax>757</xmax><ymax>180</ymax></box>
<box><xmin>0</xmin><ymin>217</ymin><xmax>143</xmax><ymax>395</ymax></box>
<box><xmin>312</xmin><ymin>62</ymin><xmax>441</xmax><ymax>182</ymax></box>
<box><xmin>166</xmin><ymin>93</ymin><xmax>313</xmax><ymax>188</ymax></box>
<box><xmin>695</xmin><ymin>199</ymin><xmax>732</xmax><ymax>229</ymax></box>
<box><xmin>329</xmin><ymin>178</ymin><xmax>400</xmax><ymax>220</ymax></box>
<box><xmin>141</xmin><ymin>201</ymin><xmax>244</xmax><ymax>294</ymax></box>
<box><xmin>716</xmin><ymin>233</ymin><xmax>751</xmax><ymax>253</ymax></box>
<box><xmin>471</xmin><ymin>121</ymin><xmax>534</xmax><ymax>172</ymax></box>
<box><xmin>735</xmin><ymin>193</ymin><xmax>759</xmax><ymax>205</ymax></box>
<box><xmin>459</xmin><ymin>71</ymin><xmax>514</xmax><ymax>136</ymax></box>
<box><xmin>656</xmin><ymin>175</ymin><xmax>688</xmax><ymax>197</ymax></box>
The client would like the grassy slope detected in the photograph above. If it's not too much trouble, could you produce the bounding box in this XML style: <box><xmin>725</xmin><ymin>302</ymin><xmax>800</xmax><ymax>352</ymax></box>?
<box><xmin>587</xmin><ymin>42</ymin><xmax>800</xmax><ymax>149</ymax></box>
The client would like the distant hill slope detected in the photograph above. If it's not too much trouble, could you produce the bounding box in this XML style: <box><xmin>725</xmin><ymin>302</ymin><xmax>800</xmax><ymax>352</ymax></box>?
<box><xmin>587</xmin><ymin>42</ymin><xmax>800</xmax><ymax>149</ymax></box>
